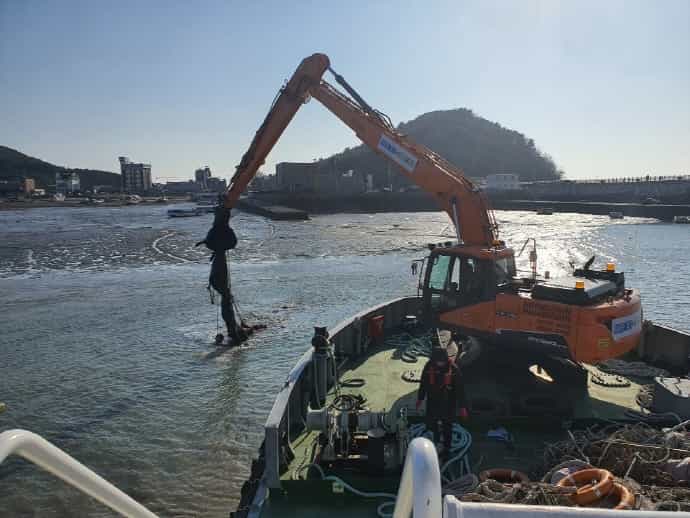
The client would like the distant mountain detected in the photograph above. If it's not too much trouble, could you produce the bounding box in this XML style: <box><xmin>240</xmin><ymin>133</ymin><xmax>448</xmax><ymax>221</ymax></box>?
<box><xmin>317</xmin><ymin>108</ymin><xmax>562</xmax><ymax>184</ymax></box>
<box><xmin>0</xmin><ymin>146</ymin><xmax>121</xmax><ymax>190</ymax></box>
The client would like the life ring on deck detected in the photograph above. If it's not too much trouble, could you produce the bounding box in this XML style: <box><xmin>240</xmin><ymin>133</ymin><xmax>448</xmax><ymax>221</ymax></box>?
<box><xmin>557</xmin><ymin>468</ymin><xmax>614</xmax><ymax>506</ymax></box>
<box><xmin>479</xmin><ymin>469</ymin><xmax>530</xmax><ymax>484</ymax></box>
<box><xmin>608</xmin><ymin>482</ymin><xmax>635</xmax><ymax>510</ymax></box>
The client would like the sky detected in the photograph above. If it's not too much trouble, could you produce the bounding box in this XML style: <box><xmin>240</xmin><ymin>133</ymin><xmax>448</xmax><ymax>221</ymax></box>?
<box><xmin>1</xmin><ymin>0</ymin><xmax>688</xmax><ymax>182</ymax></box>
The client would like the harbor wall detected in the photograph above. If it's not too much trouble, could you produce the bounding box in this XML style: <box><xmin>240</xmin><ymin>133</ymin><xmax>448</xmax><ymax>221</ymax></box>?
<box><xmin>248</xmin><ymin>192</ymin><xmax>690</xmax><ymax>221</ymax></box>
<box><xmin>513</xmin><ymin>177</ymin><xmax>690</xmax><ymax>203</ymax></box>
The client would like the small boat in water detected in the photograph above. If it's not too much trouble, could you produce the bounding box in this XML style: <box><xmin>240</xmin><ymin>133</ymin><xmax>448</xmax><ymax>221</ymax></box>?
<box><xmin>535</xmin><ymin>207</ymin><xmax>553</xmax><ymax>215</ymax></box>
<box><xmin>167</xmin><ymin>207</ymin><xmax>203</xmax><ymax>218</ymax></box>
<box><xmin>609</xmin><ymin>211</ymin><xmax>624</xmax><ymax>219</ymax></box>
<box><xmin>196</xmin><ymin>203</ymin><xmax>218</xmax><ymax>214</ymax></box>
<box><xmin>673</xmin><ymin>215</ymin><xmax>690</xmax><ymax>224</ymax></box>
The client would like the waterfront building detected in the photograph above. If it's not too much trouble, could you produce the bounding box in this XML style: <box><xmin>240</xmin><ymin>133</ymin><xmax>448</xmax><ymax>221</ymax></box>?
<box><xmin>276</xmin><ymin>162</ymin><xmax>319</xmax><ymax>192</ymax></box>
<box><xmin>21</xmin><ymin>178</ymin><xmax>35</xmax><ymax>194</ymax></box>
<box><xmin>485</xmin><ymin>173</ymin><xmax>521</xmax><ymax>191</ymax></box>
<box><xmin>194</xmin><ymin>167</ymin><xmax>212</xmax><ymax>189</ymax></box>
<box><xmin>119</xmin><ymin>157</ymin><xmax>152</xmax><ymax>194</ymax></box>
<box><xmin>55</xmin><ymin>172</ymin><xmax>80</xmax><ymax>194</ymax></box>
<box><xmin>164</xmin><ymin>180</ymin><xmax>201</xmax><ymax>194</ymax></box>
<box><xmin>206</xmin><ymin>177</ymin><xmax>227</xmax><ymax>192</ymax></box>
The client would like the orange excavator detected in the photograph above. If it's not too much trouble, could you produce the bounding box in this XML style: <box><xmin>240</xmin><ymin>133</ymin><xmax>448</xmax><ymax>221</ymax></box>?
<box><xmin>220</xmin><ymin>53</ymin><xmax>642</xmax><ymax>364</ymax></box>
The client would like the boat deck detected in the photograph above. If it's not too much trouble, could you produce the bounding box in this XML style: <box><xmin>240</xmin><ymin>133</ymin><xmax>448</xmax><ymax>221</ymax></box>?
<box><xmin>261</xmin><ymin>329</ymin><xmax>647</xmax><ymax>517</ymax></box>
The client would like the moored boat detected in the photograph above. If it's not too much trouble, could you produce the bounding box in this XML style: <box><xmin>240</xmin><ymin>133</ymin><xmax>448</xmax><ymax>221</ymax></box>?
<box><xmin>167</xmin><ymin>207</ymin><xmax>203</xmax><ymax>218</ymax></box>
<box><xmin>536</xmin><ymin>207</ymin><xmax>554</xmax><ymax>215</ymax></box>
<box><xmin>609</xmin><ymin>211</ymin><xmax>624</xmax><ymax>219</ymax></box>
<box><xmin>196</xmin><ymin>202</ymin><xmax>218</xmax><ymax>214</ymax></box>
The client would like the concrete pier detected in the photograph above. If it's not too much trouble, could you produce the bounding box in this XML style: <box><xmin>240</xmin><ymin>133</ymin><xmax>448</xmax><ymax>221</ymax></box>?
<box><xmin>245</xmin><ymin>192</ymin><xmax>690</xmax><ymax>221</ymax></box>
<box><xmin>236</xmin><ymin>198</ymin><xmax>309</xmax><ymax>220</ymax></box>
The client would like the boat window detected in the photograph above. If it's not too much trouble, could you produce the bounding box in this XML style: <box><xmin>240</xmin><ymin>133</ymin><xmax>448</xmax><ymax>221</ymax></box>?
<box><xmin>429</xmin><ymin>255</ymin><xmax>451</xmax><ymax>290</ymax></box>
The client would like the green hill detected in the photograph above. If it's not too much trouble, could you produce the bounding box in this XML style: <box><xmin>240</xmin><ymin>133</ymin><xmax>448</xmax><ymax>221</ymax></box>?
<box><xmin>318</xmin><ymin>108</ymin><xmax>562</xmax><ymax>185</ymax></box>
<box><xmin>0</xmin><ymin>146</ymin><xmax>121</xmax><ymax>190</ymax></box>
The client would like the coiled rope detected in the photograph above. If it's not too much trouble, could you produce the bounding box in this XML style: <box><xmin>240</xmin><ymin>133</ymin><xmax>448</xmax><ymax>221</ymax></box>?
<box><xmin>598</xmin><ymin>359</ymin><xmax>669</xmax><ymax>379</ymax></box>
<box><xmin>409</xmin><ymin>422</ymin><xmax>472</xmax><ymax>483</ymax></box>
<box><xmin>387</xmin><ymin>331</ymin><xmax>433</xmax><ymax>364</ymax></box>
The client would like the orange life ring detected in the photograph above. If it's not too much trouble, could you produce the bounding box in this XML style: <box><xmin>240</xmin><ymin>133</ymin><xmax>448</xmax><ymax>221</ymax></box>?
<box><xmin>557</xmin><ymin>468</ymin><xmax>614</xmax><ymax>505</ymax></box>
<box><xmin>479</xmin><ymin>468</ymin><xmax>530</xmax><ymax>484</ymax></box>
<box><xmin>609</xmin><ymin>482</ymin><xmax>635</xmax><ymax>510</ymax></box>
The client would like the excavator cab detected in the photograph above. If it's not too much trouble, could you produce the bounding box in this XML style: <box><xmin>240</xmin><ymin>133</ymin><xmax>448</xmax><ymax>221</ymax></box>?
<box><xmin>420</xmin><ymin>242</ymin><xmax>642</xmax><ymax>364</ymax></box>
<box><xmin>422</xmin><ymin>243</ymin><xmax>515</xmax><ymax>319</ymax></box>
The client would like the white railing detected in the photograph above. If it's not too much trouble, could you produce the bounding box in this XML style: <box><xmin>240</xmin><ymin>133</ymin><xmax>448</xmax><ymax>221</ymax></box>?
<box><xmin>443</xmin><ymin>498</ymin><xmax>690</xmax><ymax>517</ymax></box>
<box><xmin>393</xmin><ymin>437</ymin><xmax>442</xmax><ymax>518</ymax></box>
<box><xmin>0</xmin><ymin>429</ymin><xmax>158</xmax><ymax>518</ymax></box>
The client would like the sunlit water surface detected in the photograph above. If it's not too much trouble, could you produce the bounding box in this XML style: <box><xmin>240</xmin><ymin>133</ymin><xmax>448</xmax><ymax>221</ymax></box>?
<box><xmin>0</xmin><ymin>206</ymin><xmax>688</xmax><ymax>516</ymax></box>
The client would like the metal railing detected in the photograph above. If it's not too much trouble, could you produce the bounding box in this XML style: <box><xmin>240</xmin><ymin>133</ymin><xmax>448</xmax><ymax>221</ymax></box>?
<box><xmin>392</xmin><ymin>437</ymin><xmax>442</xmax><ymax>518</ymax></box>
<box><xmin>0</xmin><ymin>429</ymin><xmax>158</xmax><ymax>518</ymax></box>
<box><xmin>443</xmin><ymin>498</ymin><xmax>690</xmax><ymax>517</ymax></box>
<box><xmin>524</xmin><ymin>174</ymin><xmax>690</xmax><ymax>185</ymax></box>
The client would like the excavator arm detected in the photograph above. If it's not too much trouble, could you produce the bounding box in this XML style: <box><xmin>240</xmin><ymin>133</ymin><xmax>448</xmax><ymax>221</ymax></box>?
<box><xmin>224</xmin><ymin>53</ymin><xmax>498</xmax><ymax>247</ymax></box>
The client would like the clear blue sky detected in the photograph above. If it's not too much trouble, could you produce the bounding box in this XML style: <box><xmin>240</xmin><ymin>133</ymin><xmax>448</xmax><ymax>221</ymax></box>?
<box><xmin>1</xmin><ymin>0</ymin><xmax>688</xmax><ymax>181</ymax></box>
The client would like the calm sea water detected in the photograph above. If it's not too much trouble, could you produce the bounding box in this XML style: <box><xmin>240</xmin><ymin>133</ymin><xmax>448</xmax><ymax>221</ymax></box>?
<box><xmin>0</xmin><ymin>205</ymin><xmax>688</xmax><ymax>516</ymax></box>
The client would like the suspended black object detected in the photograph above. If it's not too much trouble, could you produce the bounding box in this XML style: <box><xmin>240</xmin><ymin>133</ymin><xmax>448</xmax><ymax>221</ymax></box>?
<box><xmin>196</xmin><ymin>206</ymin><xmax>246</xmax><ymax>345</ymax></box>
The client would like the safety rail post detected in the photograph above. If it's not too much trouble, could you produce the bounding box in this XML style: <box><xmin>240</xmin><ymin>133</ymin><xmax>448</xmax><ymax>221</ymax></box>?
<box><xmin>393</xmin><ymin>437</ymin><xmax>442</xmax><ymax>518</ymax></box>
<box><xmin>0</xmin><ymin>429</ymin><xmax>158</xmax><ymax>518</ymax></box>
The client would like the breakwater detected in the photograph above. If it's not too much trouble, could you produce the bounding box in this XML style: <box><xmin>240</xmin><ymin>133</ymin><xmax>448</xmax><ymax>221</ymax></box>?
<box><xmin>491</xmin><ymin>199</ymin><xmax>690</xmax><ymax>221</ymax></box>
<box><xmin>247</xmin><ymin>192</ymin><xmax>690</xmax><ymax>220</ymax></box>
<box><xmin>236</xmin><ymin>198</ymin><xmax>309</xmax><ymax>220</ymax></box>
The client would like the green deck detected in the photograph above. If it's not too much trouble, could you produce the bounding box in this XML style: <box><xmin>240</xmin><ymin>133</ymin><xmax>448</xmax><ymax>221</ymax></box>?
<box><xmin>261</xmin><ymin>330</ymin><xmax>646</xmax><ymax>517</ymax></box>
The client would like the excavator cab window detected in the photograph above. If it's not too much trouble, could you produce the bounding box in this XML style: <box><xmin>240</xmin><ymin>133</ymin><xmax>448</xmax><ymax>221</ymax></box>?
<box><xmin>425</xmin><ymin>253</ymin><xmax>494</xmax><ymax>314</ymax></box>
<box><xmin>428</xmin><ymin>255</ymin><xmax>451</xmax><ymax>291</ymax></box>
<box><xmin>494</xmin><ymin>256</ymin><xmax>516</xmax><ymax>290</ymax></box>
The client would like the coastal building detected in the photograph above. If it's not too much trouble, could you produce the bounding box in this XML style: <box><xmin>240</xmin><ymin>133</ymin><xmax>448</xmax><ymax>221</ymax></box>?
<box><xmin>485</xmin><ymin>173</ymin><xmax>521</xmax><ymax>191</ymax></box>
<box><xmin>119</xmin><ymin>156</ymin><xmax>152</xmax><ymax>194</ymax></box>
<box><xmin>275</xmin><ymin>161</ymin><xmax>367</xmax><ymax>195</ymax></box>
<box><xmin>194</xmin><ymin>166</ymin><xmax>212</xmax><ymax>189</ymax></box>
<box><xmin>55</xmin><ymin>171</ymin><xmax>80</xmax><ymax>194</ymax></box>
<box><xmin>206</xmin><ymin>177</ymin><xmax>227</xmax><ymax>192</ymax></box>
<box><xmin>21</xmin><ymin>178</ymin><xmax>35</xmax><ymax>194</ymax></box>
<box><xmin>164</xmin><ymin>180</ymin><xmax>201</xmax><ymax>194</ymax></box>
<box><xmin>250</xmin><ymin>174</ymin><xmax>278</xmax><ymax>192</ymax></box>
<box><xmin>276</xmin><ymin>162</ymin><xmax>319</xmax><ymax>192</ymax></box>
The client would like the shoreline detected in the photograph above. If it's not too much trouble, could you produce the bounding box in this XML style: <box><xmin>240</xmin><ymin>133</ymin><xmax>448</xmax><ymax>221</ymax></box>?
<box><xmin>0</xmin><ymin>197</ymin><xmax>190</xmax><ymax>211</ymax></box>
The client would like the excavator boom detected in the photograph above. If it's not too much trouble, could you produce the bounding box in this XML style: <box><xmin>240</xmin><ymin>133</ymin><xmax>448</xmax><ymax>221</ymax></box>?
<box><xmin>224</xmin><ymin>53</ymin><xmax>497</xmax><ymax>247</ymax></box>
